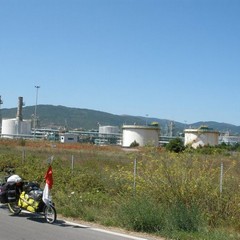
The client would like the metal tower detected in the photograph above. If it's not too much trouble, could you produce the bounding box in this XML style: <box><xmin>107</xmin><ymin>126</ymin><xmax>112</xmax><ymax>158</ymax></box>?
<box><xmin>168</xmin><ymin>121</ymin><xmax>175</xmax><ymax>137</ymax></box>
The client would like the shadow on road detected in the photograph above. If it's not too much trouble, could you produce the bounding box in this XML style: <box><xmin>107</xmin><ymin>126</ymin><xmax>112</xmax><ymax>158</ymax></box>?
<box><xmin>9</xmin><ymin>210</ymin><xmax>89</xmax><ymax>229</ymax></box>
<box><xmin>1</xmin><ymin>204</ymin><xmax>88</xmax><ymax>229</ymax></box>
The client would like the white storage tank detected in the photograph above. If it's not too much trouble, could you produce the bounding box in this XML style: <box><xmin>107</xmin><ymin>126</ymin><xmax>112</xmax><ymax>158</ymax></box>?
<box><xmin>122</xmin><ymin>125</ymin><xmax>160</xmax><ymax>147</ymax></box>
<box><xmin>184</xmin><ymin>126</ymin><xmax>219</xmax><ymax>149</ymax></box>
<box><xmin>99</xmin><ymin>126</ymin><xmax>119</xmax><ymax>135</ymax></box>
<box><xmin>21</xmin><ymin>120</ymin><xmax>32</xmax><ymax>134</ymax></box>
<box><xmin>1</xmin><ymin>97</ymin><xmax>31</xmax><ymax>138</ymax></box>
<box><xmin>2</xmin><ymin>118</ymin><xmax>31</xmax><ymax>138</ymax></box>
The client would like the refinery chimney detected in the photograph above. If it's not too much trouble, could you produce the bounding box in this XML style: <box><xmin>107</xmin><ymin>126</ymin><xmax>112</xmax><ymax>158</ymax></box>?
<box><xmin>16</xmin><ymin>96</ymin><xmax>23</xmax><ymax>121</ymax></box>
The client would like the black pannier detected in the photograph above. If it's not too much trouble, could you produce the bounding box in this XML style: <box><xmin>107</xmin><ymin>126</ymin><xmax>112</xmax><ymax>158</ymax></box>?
<box><xmin>28</xmin><ymin>189</ymin><xmax>43</xmax><ymax>202</ymax></box>
<box><xmin>6</xmin><ymin>182</ymin><xmax>17</xmax><ymax>202</ymax></box>
<box><xmin>23</xmin><ymin>182</ymin><xmax>40</xmax><ymax>193</ymax></box>
<box><xmin>0</xmin><ymin>185</ymin><xmax>8</xmax><ymax>203</ymax></box>
<box><xmin>23</xmin><ymin>182</ymin><xmax>42</xmax><ymax>202</ymax></box>
<box><xmin>0</xmin><ymin>182</ymin><xmax>17</xmax><ymax>203</ymax></box>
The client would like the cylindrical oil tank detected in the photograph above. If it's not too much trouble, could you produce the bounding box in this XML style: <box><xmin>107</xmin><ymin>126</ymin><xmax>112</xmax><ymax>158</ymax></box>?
<box><xmin>184</xmin><ymin>126</ymin><xmax>219</xmax><ymax>149</ymax></box>
<box><xmin>1</xmin><ymin>119</ymin><xmax>17</xmax><ymax>136</ymax></box>
<box><xmin>99</xmin><ymin>126</ymin><xmax>119</xmax><ymax>135</ymax></box>
<box><xmin>21</xmin><ymin>120</ymin><xmax>32</xmax><ymax>135</ymax></box>
<box><xmin>122</xmin><ymin>125</ymin><xmax>160</xmax><ymax>147</ymax></box>
<box><xmin>2</xmin><ymin>118</ymin><xmax>31</xmax><ymax>137</ymax></box>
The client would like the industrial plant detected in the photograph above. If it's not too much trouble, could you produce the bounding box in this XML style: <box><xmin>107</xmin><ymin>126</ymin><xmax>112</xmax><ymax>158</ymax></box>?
<box><xmin>184</xmin><ymin>126</ymin><xmax>219</xmax><ymax>149</ymax></box>
<box><xmin>122</xmin><ymin>125</ymin><xmax>160</xmax><ymax>147</ymax></box>
<box><xmin>1</xmin><ymin>96</ymin><xmax>238</xmax><ymax>148</ymax></box>
<box><xmin>1</xmin><ymin>97</ymin><xmax>32</xmax><ymax>138</ymax></box>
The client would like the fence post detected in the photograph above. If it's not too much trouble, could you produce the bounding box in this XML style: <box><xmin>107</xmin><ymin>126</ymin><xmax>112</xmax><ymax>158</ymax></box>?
<box><xmin>71</xmin><ymin>155</ymin><xmax>74</xmax><ymax>174</ymax></box>
<box><xmin>133</xmin><ymin>158</ymin><xmax>137</xmax><ymax>196</ymax></box>
<box><xmin>22</xmin><ymin>147</ymin><xmax>26</xmax><ymax>164</ymax></box>
<box><xmin>220</xmin><ymin>161</ymin><xmax>223</xmax><ymax>196</ymax></box>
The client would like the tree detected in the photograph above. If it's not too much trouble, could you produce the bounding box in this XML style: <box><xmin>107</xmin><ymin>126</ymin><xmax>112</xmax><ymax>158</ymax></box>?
<box><xmin>130</xmin><ymin>140</ymin><xmax>139</xmax><ymax>148</ymax></box>
<box><xmin>166</xmin><ymin>137</ymin><xmax>185</xmax><ymax>153</ymax></box>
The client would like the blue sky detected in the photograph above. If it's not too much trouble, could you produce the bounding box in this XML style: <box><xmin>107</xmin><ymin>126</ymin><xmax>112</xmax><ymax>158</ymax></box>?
<box><xmin>0</xmin><ymin>0</ymin><xmax>240</xmax><ymax>125</ymax></box>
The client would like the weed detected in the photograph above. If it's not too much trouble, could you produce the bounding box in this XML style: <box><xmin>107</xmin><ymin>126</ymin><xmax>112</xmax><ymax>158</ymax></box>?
<box><xmin>1</xmin><ymin>139</ymin><xmax>240</xmax><ymax>239</ymax></box>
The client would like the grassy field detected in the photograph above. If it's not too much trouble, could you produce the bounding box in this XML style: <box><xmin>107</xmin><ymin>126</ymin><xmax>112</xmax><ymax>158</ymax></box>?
<box><xmin>1</xmin><ymin>138</ymin><xmax>240</xmax><ymax>240</ymax></box>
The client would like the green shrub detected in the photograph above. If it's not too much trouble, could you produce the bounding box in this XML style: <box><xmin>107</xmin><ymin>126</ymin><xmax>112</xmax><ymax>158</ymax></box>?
<box><xmin>166</xmin><ymin>138</ymin><xmax>185</xmax><ymax>153</ymax></box>
<box><xmin>165</xmin><ymin>201</ymin><xmax>205</xmax><ymax>232</ymax></box>
<box><xmin>130</xmin><ymin>140</ymin><xmax>139</xmax><ymax>148</ymax></box>
<box><xmin>1</xmin><ymin>141</ymin><xmax>240</xmax><ymax>239</ymax></box>
<box><xmin>117</xmin><ymin>196</ymin><xmax>164</xmax><ymax>232</ymax></box>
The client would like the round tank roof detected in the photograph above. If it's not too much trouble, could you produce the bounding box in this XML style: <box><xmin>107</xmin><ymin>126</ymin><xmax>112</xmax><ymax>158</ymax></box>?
<box><xmin>184</xmin><ymin>126</ymin><xmax>219</xmax><ymax>134</ymax></box>
<box><xmin>122</xmin><ymin>125</ymin><xmax>160</xmax><ymax>130</ymax></box>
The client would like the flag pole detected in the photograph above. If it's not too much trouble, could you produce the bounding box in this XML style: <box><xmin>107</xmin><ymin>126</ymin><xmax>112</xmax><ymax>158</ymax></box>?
<box><xmin>47</xmin><ymin>155</ymin><xmax>54</xmax><ymax>165</ymax></box>
<box><xmin>42</xmin><ymin>156</ymin><xmax>54</xmax><ymax>207</ymax></box>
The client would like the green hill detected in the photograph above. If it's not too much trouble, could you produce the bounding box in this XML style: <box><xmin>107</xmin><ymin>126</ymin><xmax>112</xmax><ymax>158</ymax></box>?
<box><xmin>1</xmin><ymin>105</ymin><xmax>240</xmax><ymax>135</ymax></box>
<box><xmin>1</xmin><ymin>105</ymin><xmax>149</xmax><ymax>130</ymax></box>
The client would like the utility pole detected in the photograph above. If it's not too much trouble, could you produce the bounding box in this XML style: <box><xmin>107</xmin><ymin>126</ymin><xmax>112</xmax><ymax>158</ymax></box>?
<box><xmin>34</xmin><ymin>86</ymin><xmax>40</xmax><ymax>139</ymax></box>
<box><xmin>0</xmin><ymin>96</ymin><xmax>3</xmax><ymax>132</ymax></box>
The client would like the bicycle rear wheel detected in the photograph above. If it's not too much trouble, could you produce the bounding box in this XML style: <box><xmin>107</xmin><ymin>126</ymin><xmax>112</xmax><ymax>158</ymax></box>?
<box><xmin>8</xmin><ymin>202</ymin><xmax>21</xmax><ymax>215</ymax></box>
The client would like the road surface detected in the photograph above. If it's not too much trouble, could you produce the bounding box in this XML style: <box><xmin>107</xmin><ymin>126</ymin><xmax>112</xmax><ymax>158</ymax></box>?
<box><xmin>0</xmin><ymin>204</ymin><xmax>149</xmax><ymax>240</ymax></box>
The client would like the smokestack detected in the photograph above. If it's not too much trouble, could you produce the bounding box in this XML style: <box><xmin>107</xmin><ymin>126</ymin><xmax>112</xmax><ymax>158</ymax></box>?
<box><xmin>16</xmin><ymin>96</ymin><xmax>23</xmax><ymax>121</ymax></box>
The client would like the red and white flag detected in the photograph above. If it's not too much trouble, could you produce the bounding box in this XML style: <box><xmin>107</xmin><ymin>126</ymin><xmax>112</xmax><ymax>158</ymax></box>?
<box><xmin>42</xmin><ymin>165</ymin><xmax>53</xmax><ymax>206</ymax></box>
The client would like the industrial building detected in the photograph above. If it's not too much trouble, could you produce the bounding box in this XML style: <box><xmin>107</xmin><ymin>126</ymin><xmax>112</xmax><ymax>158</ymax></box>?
<box><xmin>60</xmin><ymin>133</ymin><xmax>78</xmax><ymax>143</ymax></box>
<box><xmin>184</xmin><ymin>126</ymin><xmax>219</xmax><ymax>149</ymax></box>
<box><xmin>99</xmin><ymin>125</ymin><xmax>119</xmax><ymax>135</ymax></box>
<box><xmin>122</xmin><ymin>124</ymin><xmax>160</xmax><ymax>147</ymax></box>
<box><xmin>1</xmin><ymin>97</ymin><xmax>32</xmax><ymax>138</ymax></box>
<box><xmin>219</xmin><ymin>132</ymin><xmax>240</xmax><ymax>145</ymax></box>
<box><xmin>2</xmin><ymin>97</ymin><xmax>224</xmax><ymax>149</ymax></box>
<box><xmin>94</xmin><ymin>125</ymin><xmax>120</xmax><ymax>145</ymax></box>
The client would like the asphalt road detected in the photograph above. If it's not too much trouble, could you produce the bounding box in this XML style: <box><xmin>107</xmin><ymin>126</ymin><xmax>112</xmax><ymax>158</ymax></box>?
<box><xmin>0</xmin><ymin>204</ymin><xmax>148</xmax><ymax>240</ymax></box>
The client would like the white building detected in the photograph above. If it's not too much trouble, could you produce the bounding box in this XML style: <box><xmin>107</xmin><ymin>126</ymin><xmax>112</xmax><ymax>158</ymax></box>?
<box><xmin>60</xmin><ymin>133</ymin><xmax>78</xmax><ymax>143</ymax></box>
<box><xmin>122</xmin><ymin>125</ymin><xmax>160</xmax><ymax>147</ymax></box>
<box><xmin>219</xmin><ymin>132</ymin><xmax>240</xmax><ymax>145</ymax></box>
<box><xmin>1</xmin><ymin>118</ymin><xmax>31</xmax><ymax>138</ymax></box>
<box><xmin>184</xmin><ymin>126</ymin><xmax>219</xmax><ymax>149</ymax></box>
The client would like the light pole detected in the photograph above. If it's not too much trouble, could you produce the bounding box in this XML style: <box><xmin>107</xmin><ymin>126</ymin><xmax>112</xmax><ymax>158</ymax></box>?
<box><xmin>34</xmin><ymin>86</ymin><xmax>40</xmax><ymax>138</ymax></box>
<box><xmin>0</xmin><ymin>96</ymin><xmax>3</xmax><ymax>131</ymax></box>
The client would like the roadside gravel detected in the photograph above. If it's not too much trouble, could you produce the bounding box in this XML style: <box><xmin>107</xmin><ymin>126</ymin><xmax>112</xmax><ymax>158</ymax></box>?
<box><xmin>58</xmin><ymin>215</ymin><xmax>166</xmax><ymax>240</ymax></box>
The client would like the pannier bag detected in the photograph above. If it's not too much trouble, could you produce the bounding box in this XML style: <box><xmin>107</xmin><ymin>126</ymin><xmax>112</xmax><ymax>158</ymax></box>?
<box><xmin>18</xmin><ymin>191</ymin><xmax>39</xmax><ymax>212</ymax></box>
<box><xmin>28</xmin><ymin>189</ymin><xmax>43</xmax><ymax>202</ymax></box>
<box><xmin>0</xmin><ymin>182</ymin><xmax>17</xmax><ymax>203</ymax></box>
<box><xmin>0</xmin><ymin>185</ymin><xmax>8</xmax><ymax>203</ymax></box>
<box><xmin>6</xmin><ymin>182</ymin><xmax>17</xmax><ymax>203</ymax></box>
<box><xmin>23</xmin><ymin>182</ymin><xmax>40</xmax><ymax>193</ymax></box>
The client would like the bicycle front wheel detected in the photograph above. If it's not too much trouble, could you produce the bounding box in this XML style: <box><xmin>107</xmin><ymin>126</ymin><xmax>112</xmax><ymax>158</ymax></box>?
<box><xmin>44</xmin><ymin>204</ymin><xmax>57</xmax><ymax>224</ymax></box>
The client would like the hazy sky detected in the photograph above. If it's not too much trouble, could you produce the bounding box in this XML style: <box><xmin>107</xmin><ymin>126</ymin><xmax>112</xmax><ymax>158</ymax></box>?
<box><xmin>0</xmin><ymin>0</ymin><xmax>239</xmax><ymax>125</ymax></box>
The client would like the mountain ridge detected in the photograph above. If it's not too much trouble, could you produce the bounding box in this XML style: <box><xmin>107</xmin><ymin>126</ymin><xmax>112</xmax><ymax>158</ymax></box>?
<box><xmin>1</xmin><ymin>104</ymin><xmax>240</xmax><ymax>135</ymax></box>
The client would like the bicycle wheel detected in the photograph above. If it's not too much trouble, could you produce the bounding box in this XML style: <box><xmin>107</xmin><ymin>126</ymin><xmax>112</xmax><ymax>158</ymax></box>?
<box><xmin>44</xmin><ymin>204</ymin><xmax>57</xmax><ymax>224</ymax></box>
<box><xmin>8</xmin><ymin>202</ymin><xmax>21</xmax><ymax>215</ymax></box>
